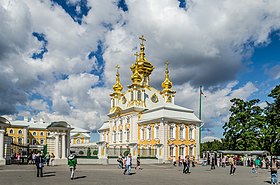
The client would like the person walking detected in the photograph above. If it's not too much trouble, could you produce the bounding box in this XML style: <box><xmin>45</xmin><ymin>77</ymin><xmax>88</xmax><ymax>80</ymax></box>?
<box><xmin>123</xmin><ymin>153</ymin><xmax>132</xmax><ymax>175</ymax></box>
<box><xmin>117</xmin><ymin>154</ymin><xmax>124</xmax><ymax>169</ymax></box>
<box><xmin>211</xmin><ymin>156</ymin><xmax>215</xmax><ymax>170</ymax></box>
<box><xmin>269</xmin><ymin>157</ymin><xmax>279</xmax><ymax>185</ymax></box>
<box><xmin>45</xmin><ymin>152</ymin><xmax>50</xmax><ymax>166</ymax></box>
<box><xmin>50</xmin><ymin>153</ymin><xmax>55</xmax><ymax>166</ymax></box>
<box><xmin>68</xmin><ymin>153</ymin><xmax>77</xmax><ymax>180</ymax></box>
<box><xmin>172</xmin><ymin>156</ymin><xmax>177</xmax><ymax>167</ymax></box>
<box><xmin>135</xmin><ymin>155</ymin><xmax>141</xmax><ymax>170</ymax></box>
<box><xmin>16</xmin><ymin>153</ymin><xmax>21</xmax><ymax>165</ymax></box>
<box><xmin>35</xmin><ymin>152</ymin><xmax>44</xmax><ymax>177</ymax></box>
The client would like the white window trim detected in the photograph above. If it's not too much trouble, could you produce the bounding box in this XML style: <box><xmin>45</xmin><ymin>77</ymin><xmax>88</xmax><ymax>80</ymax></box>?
<box><xmin>154</xmin><ymin>125</ymin><xmax>159</xmax><ymax>139</ymax></box>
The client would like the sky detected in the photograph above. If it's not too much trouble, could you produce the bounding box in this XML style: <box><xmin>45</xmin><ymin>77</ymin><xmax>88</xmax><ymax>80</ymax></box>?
<box><xmin>0</xmin><ymin>0</ymin><xmax>279</xmax><ymax>142</ymax></box>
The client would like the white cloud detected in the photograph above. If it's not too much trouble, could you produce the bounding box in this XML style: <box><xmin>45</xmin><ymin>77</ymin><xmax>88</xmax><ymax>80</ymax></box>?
<box><xmin>1</xmin><ymin>0</ymin><xmax>280</xmax><ymax>134</ymax></box>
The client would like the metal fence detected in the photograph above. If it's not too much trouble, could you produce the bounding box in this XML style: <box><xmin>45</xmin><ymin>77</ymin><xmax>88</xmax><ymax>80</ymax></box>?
<box><xmin>107</xmin><ymin>148</ymin><xmax>157</xmax><ymax>158</ymax></box>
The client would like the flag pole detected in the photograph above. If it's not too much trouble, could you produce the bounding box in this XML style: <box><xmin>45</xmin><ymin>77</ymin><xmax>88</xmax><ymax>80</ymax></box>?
<box><xmin>199</xmin><ymin>85</ymin><xmax>202</xmax><ymax>155</ymax></box>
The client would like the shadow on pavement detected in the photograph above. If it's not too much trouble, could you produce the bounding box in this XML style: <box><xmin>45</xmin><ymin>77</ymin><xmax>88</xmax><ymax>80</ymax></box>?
<box><xmin>264</xmin><ymin>180</ymin><xmax>271</xmax><ymax>184</ymax></box>
<box><xmin>44</xmin><ymin>172</ymin><xmax>56</xmax><ymax>174</ymax></box>
<box><xmin>43</xmin><ymin>174</ymin><xmax>56</xmax><ymax>177</ymax></box>
<box><xmin>74</xmin><ymin>176</ymin><xmax>87</xmax><ymax>180</ymax></box>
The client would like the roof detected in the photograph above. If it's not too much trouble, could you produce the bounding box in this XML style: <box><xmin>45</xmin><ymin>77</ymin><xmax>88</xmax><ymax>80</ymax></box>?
<box><xmin>98</xmin><ymin>121</ymin><xmax>109</xmax><ymax>131</ymax></box>
<box><xmin>70</xmin><ymin>132</ymin><xmax>91</xmax><ymax>138</ymax></box>
<box><xmin>71</xmin><ymin>126</ymin><xmax>91</xmax><ymax>133</ymax></box>
<box><xmin>138</xmin><ymin>103</ymin><xmax>201</xmax><ymax>123</ymax></box>
<box><xmin>47</xmin><ymin>121</ymin><xmax>71</xmax><ymax>129</ymax></box>
<box><xmin>218</xmin><ymin>150</ymin><xmax>270</xmax><ymax>155</ymax></box>
<box><xmin>10</xmin><ymin>120</ymin><xmax>50</xmax><ymax>129</ymax></box>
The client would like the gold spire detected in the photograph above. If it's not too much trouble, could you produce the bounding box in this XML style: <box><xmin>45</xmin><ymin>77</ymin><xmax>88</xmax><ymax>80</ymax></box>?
<box><xmin>131</xmin><ymin>52</ymin><xmax>142</xmax><ymax>84</ymax></box>
<box><xmin>162</xmin><ymin>61</ymin><xmax>173</xmax><ymax>90</ymax></box>
<box><xmin>113</xmin><ymin>65</ymin><xmax>123</xmax><ymax>92</ymax></box>
<box><xmin>139</xmin><ymin>35</ymin><xmax>146</xmax><ymax>61</ymax></box>
<box><xmin>130</xmin><ymin>35</ymin><xmax>154</xmax><ymax>86</ymax></box>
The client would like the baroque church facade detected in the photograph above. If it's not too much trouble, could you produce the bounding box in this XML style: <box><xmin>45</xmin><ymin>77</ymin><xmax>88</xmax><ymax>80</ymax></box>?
<box><xmin>98</xmin><ymin>36</ymin><xmax>202</xmax><ymax>162</ymax></box>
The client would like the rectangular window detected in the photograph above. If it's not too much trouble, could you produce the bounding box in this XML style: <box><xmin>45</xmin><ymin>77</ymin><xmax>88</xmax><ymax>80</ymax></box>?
<box><xmin>126</xmin><ymin>130</ymin><xmax>129</xmax><ymax>141</ymax></box>
<box><xmin>40</xmin><ymin>139</ymin><xmax>44</xmax><ymax>145</ymax></box>
<box><xmin>170</xmin><ymin>146</ymin><xmax>174</xmax><ymax>157</ymax></box>
<box><xmin>120</xmin><ymin>131</ymin><xmax>123</xmax><ymax>142</ymax></box>
<box><xmin>113</xmin><ymin>131</ymin><xmax>116</xmax><ymax>142</ymax></box>
<box><xmin>170</xmin><ymin>126</ymin><xmax>175</xmax><ymax>139</ymax></box>
<box><xmin>189</xmin><ymin>127</ymin><xmax>194</xmax><ymax>140</ymax></box>
<box><xmin>140</xmin><ymin>128</ymin><xmax>144</xmax><ymax>140</ymax></box>
<box><xmin>180</xmin><ymin>127</ymin><xmax>184</xmax><ymax>139</ymax></box>
<box><xmin>179</xmin><ymin>146</ymin><xmax>184</xmax><ymax>156</ymax></box>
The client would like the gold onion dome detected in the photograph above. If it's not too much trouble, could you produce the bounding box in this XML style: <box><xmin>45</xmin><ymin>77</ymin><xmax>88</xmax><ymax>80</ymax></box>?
<box><xmin>131</xmin><ymin>52</ymin><xmax>142</xmax><ymax>84</ymax></box>
<box><xmin>162</xmin><ymin>61</ymin><xmax>173</xmax><ymax>90</ymax></box>
<box><xmin>130</xmin><ymin>35</ymin><xmax>154</xmax><ymax>79</ymax></box>
<box><xmin>113</xmin><ymin>65</ymin><xmax>123</xmax><ymax>92</ymax></box>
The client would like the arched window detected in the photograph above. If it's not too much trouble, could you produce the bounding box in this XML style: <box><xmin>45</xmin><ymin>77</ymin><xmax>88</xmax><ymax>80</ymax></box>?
<box><xmin>40</xmin><ymin>132</ymin><xmax>44</xmax><ymax>136</ymax></box>
<box><xmin>40</xmin><ymin>139</ymin><xmax>44</xmax><ymax>145</ymax></box>
<box><xmin>77</xmin><ymin>139</ymin><xmax>81</xmax><ymax>144</ymax></box>
<box><xmin>18</xmin><ymin>130</ymin><xmax>22</xmax><ymax>134</ymax></box>
<box><xmin>154</xmin><ymin>125</ymin><xmax>159</xmax><ymax>139</ymax></box>
<box><xmin>9</xmin><ymin>129</ymin><xmax>14</xmax><ymax>134</ymax></box>
<box><xmin>32</xmin><ymin>131</ymin><xmax>37</xmax><ymax>136</ymax></box>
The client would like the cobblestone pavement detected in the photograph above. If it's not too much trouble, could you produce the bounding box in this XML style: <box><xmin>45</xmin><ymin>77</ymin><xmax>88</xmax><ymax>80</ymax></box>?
<box><xmin>0</xmin><ymin>164</ymin><xmax>276</xmax><ymax>185</ymax></box>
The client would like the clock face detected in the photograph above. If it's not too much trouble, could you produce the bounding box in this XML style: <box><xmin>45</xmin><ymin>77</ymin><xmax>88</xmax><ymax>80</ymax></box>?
<box><xmin>122</xmin><ymin>96</ymin><xmax>127</xmax><ymax>104</ymax></box>
<box><xmin>151</xmin><ymin>93</ymin><xmax>158</xmax><ymax>103</ymax></box>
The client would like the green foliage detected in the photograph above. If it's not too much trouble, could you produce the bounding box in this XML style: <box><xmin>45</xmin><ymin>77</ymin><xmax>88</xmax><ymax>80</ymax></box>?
<box><xmin>201</xmin><ymin>139</ymin><xmax>224</xmax><ymax>154</ymax></box>
<box><xmin>223</xmin><ymin>98</ymin><xmax>264</xmax><ymax>151</ymax></box>
<box><xmin>79</xmin><ymin>150</ymin><xmax>84</xmax><ymax>155</ymax></box>
<box><xmin>92</xmin><ymin>150</ymin><xmax>98</xmax><ymax>155</ymax></box>
<box><xmin>123</xmin><ymin>150</ymin><xmax>130</xmax><ymax>156</ymax></box>
<box><xmin>222</xmin><ymin>85</ymin><xmax>280</xmax><ymax>155</ymax></box>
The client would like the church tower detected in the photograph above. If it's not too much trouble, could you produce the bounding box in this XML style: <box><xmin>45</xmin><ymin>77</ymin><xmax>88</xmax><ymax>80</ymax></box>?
<box><xmin>109</xmin><ymin>65</ymin><xmax>123</xmax><ymax>113</ymax></box>
<box><xmin>127</xmin><ymin>35</ymin><xmax>154</xmax><ymax>108</ymax></box>
<box><xmin>161</xmin><ymin>61</ymin><xmax>176</xmax><ymax>103</ymax></box>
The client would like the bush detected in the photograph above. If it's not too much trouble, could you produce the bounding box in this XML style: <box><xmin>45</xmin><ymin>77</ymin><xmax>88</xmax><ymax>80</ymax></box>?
<box><xmin>87</xmin><ymin>148</ymin><xmax>91</xmax><ymax>156</ymax></box>
<box><xmin>123</xmin><ymin>150</ymin><xmax>130</xmax><ymax>156</ymax></box>
<box><xmin>92</xmin><ymin>150</ymin><xmax>98</xmax><ymax>155</ymax></box>
<box><xmin>79</xmin><ymin>150</ymin><xmax>84</xmax><ymax>155</ymax></box>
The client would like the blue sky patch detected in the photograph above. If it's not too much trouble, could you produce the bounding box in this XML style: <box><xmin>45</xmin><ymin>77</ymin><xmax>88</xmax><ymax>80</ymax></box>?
<box><xmin>117</xmin><ymin>0</ymin><xmax>128</xmax><ymax>12</ymax></box>
<box><xmin>178</xmin><ymin>0</ymin><xmax>187</xmax><ymax>9</ymax></box>
<box><xmin>32</xmin><ymin>32</ymin><xmax>48</xmax><ymax>59</ymax></box>
<box><xmin>51</xmin><ymin>0</ymin><xmax>90</xmax><ymax>24</ymax></box>
<box><xmin>88</xmin><ymin>41</ymin><xmax>105</xmax><ymax>87</ymax></box>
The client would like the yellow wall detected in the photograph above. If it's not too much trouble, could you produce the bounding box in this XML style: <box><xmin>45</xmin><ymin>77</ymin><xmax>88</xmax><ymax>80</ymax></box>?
<box><xmin>137</xmin><ymin>123</ymin><xmax>196</xmax><ymax>159</ymax></box>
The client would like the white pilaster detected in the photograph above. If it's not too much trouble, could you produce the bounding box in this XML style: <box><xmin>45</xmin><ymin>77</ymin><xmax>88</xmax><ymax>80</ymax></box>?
<box><xmin>0</xmin><ymin>129</ymin><xmax>5</xmax><ymax>160</ymax></box>
<box><xmin>23</xmin><ymin>127</ymin><xmax>28</xmax><ymax>145</ymax></box>
<box><xmin>55</xmin><ymin>133</ymin><xmax>60</xmax><ymax>159</ymax></box>
<box><xmin>61</xmin><ymin>133</ymin><xmax>66</xmax><ymax>159</ymax></box>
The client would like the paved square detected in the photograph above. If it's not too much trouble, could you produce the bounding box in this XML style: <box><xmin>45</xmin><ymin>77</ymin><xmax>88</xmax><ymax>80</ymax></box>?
<box><xmin>0</xmin><ymin>164</ymin><xmax>275</xmax><ymax>185</ymax></box>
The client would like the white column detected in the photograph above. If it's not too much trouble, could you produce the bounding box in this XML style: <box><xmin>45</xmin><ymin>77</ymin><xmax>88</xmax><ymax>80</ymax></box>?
<box><xmin>0</xmin><ymin>129</ymin><xmax>5</xmax><ymax>160</ymax></box>
<box><xmin>61</xmin><ymin>133</ymin><xmax>66</xmax><ymax>159</ymax></box>
<box><xmin>23</xmin><ymin>127</ymin><xmax>28</xmax><ymax>145</ymax></box>
<box><xmin>55</xmin><ymin>133</ymin><xmax>60</xmax><ymax>159</ymax></box>
<box><xmin>196</xmin><ymin>125</ymin><xmax>200</xmax><ymax>160</ymax></box>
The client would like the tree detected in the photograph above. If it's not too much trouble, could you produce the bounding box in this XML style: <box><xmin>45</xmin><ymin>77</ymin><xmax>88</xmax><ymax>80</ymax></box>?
<box><xmin>223</xmin><ymin>98</ymin><xmax>264</xmax><ymax>151</ymax></box>
<box><xmin>261</xmin><ymin>85</ymin><xmax>280</xmax><ymax>155</ymax></box>
<box><xmin>201</xmin><ymin>139</ymin><xmax>224</xmax><ymax>154</ymax></box>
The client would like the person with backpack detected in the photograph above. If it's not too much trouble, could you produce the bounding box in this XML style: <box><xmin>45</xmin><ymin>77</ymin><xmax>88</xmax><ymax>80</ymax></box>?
<box><xmin>68</xmin><ymin>153</ymin><xmax>77</xmax><ymax>180</ymax></box>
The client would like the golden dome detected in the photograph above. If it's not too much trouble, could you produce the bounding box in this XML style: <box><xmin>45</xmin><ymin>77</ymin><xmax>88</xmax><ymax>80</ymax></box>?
<box><xmin>162</xmin><ymin>61</ymin><xmax>173</xmax><ymax>90</ymax></box>
<box><xmin>131</xmin><ymin>52</ymin><xmax>142</xmax><ymax>84</ymax></box>
<box><xmin>130</xmin><ymin>35</ymin><xmax>154</xmax><ymax>85</ymax></box>
<box><xmin>113</xmin><ymin>65</ymin><xmax>123</xmax><ymax>92</ymax></box>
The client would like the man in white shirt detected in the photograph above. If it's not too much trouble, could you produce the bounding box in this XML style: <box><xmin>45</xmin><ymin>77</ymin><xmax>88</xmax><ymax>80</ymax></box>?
<box><xmin>123</xmin><ymin>153</ymin><xmax>132</xmax><ymax>175</ymax></box>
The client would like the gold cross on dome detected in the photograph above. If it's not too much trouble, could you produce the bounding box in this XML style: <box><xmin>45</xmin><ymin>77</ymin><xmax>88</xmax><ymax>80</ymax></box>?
<box><xmin>139</xmin><ymin>35</ymin><xmax>146</xmax><ymax>45</ymax></box>
<box><xmin>116</xmin><ymin>64</ymin><xmax>120</xmax><ymax>71</ymax></box>
<box><xmin>134</xmin><ymin>52</ymin><xmax>139</xmax><ymax>58</ymax></box>
<box><xmin>165</xmin><ymin>60</ymin><xmax>169</xmax><ymax>66</ymax></box>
